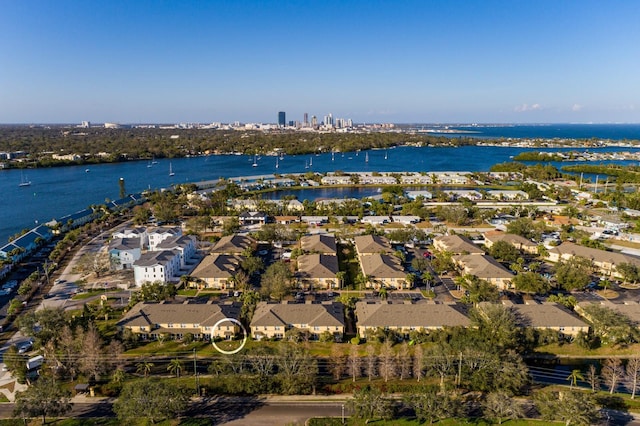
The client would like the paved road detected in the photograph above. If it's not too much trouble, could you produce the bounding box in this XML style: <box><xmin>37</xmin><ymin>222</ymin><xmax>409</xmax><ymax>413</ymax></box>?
<box><xmin>0</xmin><ymin>397</ymin><xmax>351</xmax><ymax>425</ymax></box>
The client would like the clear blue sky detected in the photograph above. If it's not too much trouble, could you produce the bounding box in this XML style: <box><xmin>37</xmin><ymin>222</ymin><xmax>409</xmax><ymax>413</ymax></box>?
<box><xmin>1</xmin><ymin>0</ymin><xmax>639</xmax><ymax>124</ymax></box>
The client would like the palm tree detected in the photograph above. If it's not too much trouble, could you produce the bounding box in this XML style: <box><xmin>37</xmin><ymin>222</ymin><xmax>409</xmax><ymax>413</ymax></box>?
<box><xmin>336</xmin><ymin>271</ymin><xmax>346</xmax><ymax>290</ymax></box>
<box><xmin>378</xmin><ymin>286</ymin><xmax>388</xmax><ymax>300</ymax></box>
<box><xmin>136</xmin><ymin>360</ymin><xmax>154</xmax><ymax>378</ymax></box>
<box><xmin>111</xmin><ymin>367</ymin><xmax>126</xmax><ymax>384</ymax></box>
<box><xmin>167</xmin><ymin>358</ymin><xmax>183</xmax><ymax>380</ymax></box>
<box><xmin>567</xmin><ymin>369</ymin><xmax>584</xmax><ymax>389</ymax></box>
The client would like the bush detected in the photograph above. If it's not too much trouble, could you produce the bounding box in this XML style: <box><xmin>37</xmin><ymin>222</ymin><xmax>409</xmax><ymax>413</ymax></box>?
<box><xmin>350</xmin><ymin>336</ymin><xmax>360</xmax><ymax>345</ymax></box>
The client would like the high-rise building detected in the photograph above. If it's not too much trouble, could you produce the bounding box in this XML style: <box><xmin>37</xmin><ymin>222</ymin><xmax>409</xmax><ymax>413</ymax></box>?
<box><xmin>278</xmin><ymin>111</ymin><xmax>286</xmax><ymax>127</ymax></box>
<box><xmin>311</xmin><ymin>116</ymin><xmax>318</xmax><ymax>127</ymax></box>
<box><xmin>303</xmin><ymin>113</ymin><xmax>308</xmax><ymax>125</ymax></box>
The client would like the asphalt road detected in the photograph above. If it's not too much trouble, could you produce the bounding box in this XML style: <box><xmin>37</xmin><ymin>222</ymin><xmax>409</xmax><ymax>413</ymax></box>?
<box><xmin>0</xmin><ymin>398</ymin><xmax>351</xmax><ymax>425</ymax></box>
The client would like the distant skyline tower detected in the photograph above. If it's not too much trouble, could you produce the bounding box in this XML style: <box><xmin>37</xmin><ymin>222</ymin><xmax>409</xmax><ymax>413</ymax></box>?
<box><xmin>311</xmin><ymin>115</ymin><xmax>317</xmax><ymax>127</ymax></box>
<box><xmin>278</xmin><ymin>111</ymin><xmax>286</xmax><ymax>127</ymax></box>
<box><xmin>303</xmin><ymin>112</ymin><xmax>308</xmax><ymax>125</ymax></box>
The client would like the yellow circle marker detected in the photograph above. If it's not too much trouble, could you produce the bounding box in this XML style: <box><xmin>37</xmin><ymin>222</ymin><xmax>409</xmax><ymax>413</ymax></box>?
<box><xmin>210</xmin><ymin>317</ymin><xmax>247</xmax><ymax>355</ymax></box>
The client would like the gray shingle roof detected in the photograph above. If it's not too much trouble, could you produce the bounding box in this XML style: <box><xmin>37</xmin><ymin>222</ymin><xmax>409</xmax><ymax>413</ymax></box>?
<box><xmin>354</xmin><ymin>235</ymin><xmax>393</xmax><ymax>254</ymax></box>
<box><xmin>133</xmin><ymin>250</ymin><xmax>179</xmax><ymax>267</ymax></box>
<box><xmin>297</xmin><ymin>254</ymin><xmax>339</xmax><ymax>278</ymax></box>
<box><xmin>212</xmin><ymin>235</ymin><xmax>255</xmax><ymax>254</ymax></box>
<box><xmin>118</xmin><ymin>301</ymin><xmax>241</xmax><ymax>328</ymax></box>
<box><xmin>250</xmin><ymin>302</ymin><xmax>345</xmax><ymax>328</ymax></box>
<box><xmin>191</xmin><ymin>254</ymin><xmax>242</xmax><ymax>279</ymax></box>
<box><xmin>301</xmin><ymin>234</ymin><xmax>337</xmax><ymax>254</ymax></box>
<box><xmin>360</xmin><ymin>254</ymin><xmax>405</xmax><ymax>278</ymax></box>
<box><xmin>434</xmin><ymin>235</ymin><xmax>485</xmax><ymax>255</ymax></box>
<box><xmin>356</xmin><ymin>301</ymin><xmax>470</xmax><ymax>328</ymax></box>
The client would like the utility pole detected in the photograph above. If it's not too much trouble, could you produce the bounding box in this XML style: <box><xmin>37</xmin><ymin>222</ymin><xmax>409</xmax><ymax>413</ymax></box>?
<box><xmin>193</xmin><ymin>348</ymin><xmax>199</xmax><ymax>396</ymax></box>
<box><xmin>456</xmin><ymin>351</ymin><xmax>463</xmax><ymax>386</ymax></box>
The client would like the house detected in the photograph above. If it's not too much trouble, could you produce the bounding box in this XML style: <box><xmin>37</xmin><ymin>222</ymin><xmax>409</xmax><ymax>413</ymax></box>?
<box><xmin>296</xmin><ymin>254</ymin><xmax>340</xmax><ymax>289</ymax></box>
<box><xmin>452</xmin><ymin>254</ymin><xmax>514</xmax><ymax>289</ymax></box>
<box><xmin>547</xmin><ymin>242</ymin><xmax>640</xmax><ymax>279</ymax></box>
<box><xmin>274</xmin><ymin>216</ymin><xmax>299</xmax><ymax>225</ymax></box>
<box><xmin>191</xmin><ymin>254</ymin><xmax>243</xmax><ymax>289</ymax></box>
<box><xmin>239</xmin><ymin>211</ymin><xmax>268</xmax><ymax>226</ymax></box>
<box><xmin>444</xmin><ymin>190</ymin><xmax>483</xmax><ymax>201</ymax></box>
<box><xmin>359</xmin><ymin>254</ymin><xmax>408</xmax><ymax>289</ymax></box>
<box><xmin>483</xmin><ymin>230</ymin><xmax>538</xmax><ymax>255</ymax></box>
<box><xmin>148</xmin><ymin>227</ymin><xmax>182</xmax><ymax>251</ymax></box>
<box><xmin>358</xmin><ymin>175</ymin><xmax>397</xmax><ymax>185</ymax></box>
<box><xmin>156</xmin><ymin>235</ymin><xmax>197</xmax><ymax>269</ymax></box>
<box><xmin>110</xmin><ymin>193</ymin><xmax>147</xmax><ymax>210</ymax></box>
<box><xmin>112</xmin><ymin>227</ymin><xmax>148</xmax><ymax>249</ymax></box>
<box><xmin>108</xmin><ymin>238</ymin><xmax>141</xmax><ymax>270</ymax></box>
<box><xmin>300</xmin><ymin>216</ymin><xmax>329</xmax><ymax>226</ymax></box>
<box><xmin>433</xmin><ymin>235</ymin><xmax>485</xmax><ymax>255</ymax></box>
<box><xmin>361</xmin><ymin>216</ymin><xmax>391</xmax><ymax>225</ymax></box>
<box><xmin>355</xmin><ymin>301</ymin><xmax>470</xmax><ymax>339</ymax></box>
<box><xmin>56</xmin><ymin>208</ymin><xmax>98</xmax><ymax>232</ymax></box>
<box><xmin>405</xmin><ymin>190</ymin><xmax>433</xmax><ymax>200</ymax></box>
<box><xmin>353</xmin><ymin>235</ymin><xmax>393</xmax><ymax>256</ymax></box>
<box><xmin>284</xmin><ymin>199</ymin><xmax>304</xmax><ymax>212</ymax></box>
<box><xmin>576</xmin><ymin>301</ymin><xmax>640</xmax><ymax>329</ymax></box>
<box><xmin>391</xmin><ymin>215</ymin><xmax>421</xmax><ymax>225</ymax></box>
<box><xmin>486</xmin><ymin>190</ymin><xmax>529</xmax><ymax>200</ymax></box>
<box><xmin>117</xmin><ymin>301</ymin><xmax>242</xmax><ymax>340</ymax></box>
<box><xmin>250</xmin><ymin>301</ymin><xmax>345</xmax><ymax>341</ymax></box>
<box><xmin>321</xmin><ymin>176</ymin><xmax>353</xmax><ymax>185</ymax></box>
<box><xmin>300</xmin><ymin>234</ymin><xmax>337</xmax><ymax>254</ymax></box>
<box><xmin>133</xmin><ymin>250</ymin><xmax>182</xmax><ymax>286</ymax></box>
<box><xmin>231</xmin><ymin>199</ymin><xmax>258</xmax><ymax>211</ymax></box>
<box><xmin>497</xmin><ymin>300</ymin><xmax>589</xmax><ymax>337</ymax></box>
<box><xmin>211</xmin><ymin>234</ymin><xmax>255</xmax><ymax>255</ymax></box>
<box><xmin>401</xmin><ymin>175</ymin><xmax>436</xmax><ymax>185</ymax></box>
<box><xmin>0</xmin><ymin>225</ymin><xmax>53</xmax><ymax>261</ymax></box>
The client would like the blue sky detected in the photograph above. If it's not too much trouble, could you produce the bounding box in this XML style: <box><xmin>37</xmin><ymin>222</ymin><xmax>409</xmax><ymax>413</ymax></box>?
<box><xmin>1</xmin><ymin>0</ymin><xmax>639</xmax><ymax>124</ymax></box>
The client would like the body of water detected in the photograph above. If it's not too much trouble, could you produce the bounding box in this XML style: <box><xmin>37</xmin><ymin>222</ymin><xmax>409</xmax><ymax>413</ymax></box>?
<box><xmin>2</xmin><ymin>124</ymin><xmax>640</xmax><ymax>245</ymax></box>
<box><xmin>408</xmin><ymin>123</ymin><xmax>640</xmax><ymax>140</ymax></box>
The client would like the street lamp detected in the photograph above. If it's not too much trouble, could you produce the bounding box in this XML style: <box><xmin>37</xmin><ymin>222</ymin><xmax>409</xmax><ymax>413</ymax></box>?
<box><xmin>341</xmin><ymin>404</ymin><xmax>345</xmax><ymax>425</ymax></box>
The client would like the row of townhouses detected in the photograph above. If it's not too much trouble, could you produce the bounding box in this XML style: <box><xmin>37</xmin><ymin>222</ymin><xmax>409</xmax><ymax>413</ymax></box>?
<box><xmin>118</xmin><ymin>299</ymin><xmax>640</xmax><ymax>342</ymax></box>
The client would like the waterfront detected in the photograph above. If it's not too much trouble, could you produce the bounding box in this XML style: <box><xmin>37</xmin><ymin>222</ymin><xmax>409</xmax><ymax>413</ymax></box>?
<box><xmin>2</xmin><ymin>143</ymin><xmax>639</xmax><ymax>244</ymax></box>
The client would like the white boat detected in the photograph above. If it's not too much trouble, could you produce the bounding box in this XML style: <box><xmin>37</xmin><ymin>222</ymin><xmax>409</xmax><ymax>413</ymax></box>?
<box><xmin>384</xmin><ymin>151</ymin><xmax>388</xmax><ymax>160</ymax></box>
<box><xmin>365</xmin><ymin>152</ymin><xmax>369</xmax><ymax>163</ymax></box>
<box><xmin>252</xmin><ymin>154</ymin><xmax>258</xmax><ymax>167</ymax></box>
<box><xmin>309</xmin><ymin>157</ymin><xmax>313</xmax><ymax>167</ymax></box>
<box><xmin>85</xmin><ymin>168</ymin><xmax>90</xmax><ymax>173</ymax></box>
<box><xmin>19</xmin><ymin>171</ymin><xmax>31</xmax><ymax>187</ymax></box>
<box><xmin>331</xmin><ymin>151</ymin><xmax>335</xmax><ymax>161</ymax></box>
<box><xmin>275</xmin><ymin>157</ymin><xmax>279</xmax><ymax>169</ymax></box>
<box><xmin>169</xmin><ymin>163</ymin><xmax>175</xmax><ymax>176</ymax></box>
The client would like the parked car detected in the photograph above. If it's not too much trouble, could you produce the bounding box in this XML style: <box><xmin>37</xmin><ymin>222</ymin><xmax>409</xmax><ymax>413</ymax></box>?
<box><xmin>18</xmin><ymin>341</ymin><xmax>33</xmax><ymax>354</ymax></box>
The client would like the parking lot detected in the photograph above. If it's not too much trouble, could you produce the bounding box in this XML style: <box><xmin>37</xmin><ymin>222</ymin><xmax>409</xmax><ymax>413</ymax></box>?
<box><xmin>363</xmin><ymin>291</ymin><xmax>423</xmax><ymax>301</ymax></box>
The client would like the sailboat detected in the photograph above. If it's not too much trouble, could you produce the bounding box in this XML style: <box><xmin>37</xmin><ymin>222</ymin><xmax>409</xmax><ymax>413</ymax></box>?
<box><xmin>309</xmin><ymin>157</ymin><xmax>313</xmax><ymax>167</ymax></box>
<box><xmin>19</xmin><ymin>171</ymin><xmax>31</xmax><ymax>187</ymax></box>
<box><xmin>384</xmin><ymin>150</ymin><xmax>388</xmax><ymax>160</ymax></box>
<box><xmin>151</xmin><ymin>156</ymin><xmax>158</xmax><ymax>165</ymax></box>
<box><xmin>365</xmin><ymin>152</ymin><xmax>369</xmax><ymax>163</ymax></box>
<box><xmin>252</xmin><ymin>154</ymin><xmax>258</xmax><ymax>167</ymax></box>
<box><xmin>275</xmin><ymin>157</ymin><xmax>279</xmax><ymax>169</ymax></box>
<box><xmin>169</xmin><ymin>163</ymin><xmax>175</xmax><ymax>176</ymax></box>
<box><xmin>331</xmin><ymin>151</ymin><xmax>335</xmax><ymax>161</ymax></box>
<box><xmin>304</xmin><ymin>159</ymin><xmax>309</xmax><ymax>169</ymax></box>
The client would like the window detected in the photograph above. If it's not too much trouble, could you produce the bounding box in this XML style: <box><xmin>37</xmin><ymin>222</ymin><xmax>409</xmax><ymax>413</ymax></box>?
<box><xmin>168</xmin><ymin>323</ymin><xmax>173</xmax><ymax>328</ymax></box>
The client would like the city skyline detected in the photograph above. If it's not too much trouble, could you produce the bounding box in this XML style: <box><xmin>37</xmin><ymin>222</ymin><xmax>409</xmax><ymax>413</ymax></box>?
<box><xmin>1</xmin><ymin>1</ymin><xmax>640</xmax><ymax>124</ymax></box>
